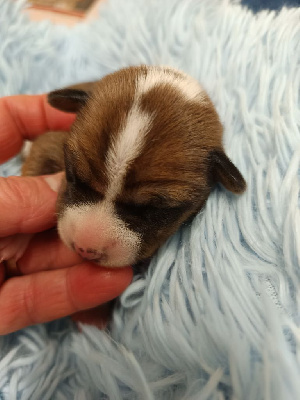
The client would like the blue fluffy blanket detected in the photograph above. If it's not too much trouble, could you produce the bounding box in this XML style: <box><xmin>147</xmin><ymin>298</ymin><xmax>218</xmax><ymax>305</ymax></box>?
<box><xmin>0</xmin><ymin>0</ymin><xmax>300</xmax><ymax>399</ymax></box>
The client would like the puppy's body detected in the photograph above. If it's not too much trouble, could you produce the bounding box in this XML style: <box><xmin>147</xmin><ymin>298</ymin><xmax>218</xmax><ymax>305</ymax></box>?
<box><xmin>23</xmin><ymin>66</ymin><xmax>246</xmax><ymax>267</ymax></box>
<box><xmin>22</xmin><ymin>131</ymin><xmax>67</xmax><ymax>176</ymax></box>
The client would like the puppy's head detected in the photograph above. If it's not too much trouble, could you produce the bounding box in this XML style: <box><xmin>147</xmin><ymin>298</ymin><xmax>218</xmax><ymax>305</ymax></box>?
<box><xmin>48</xmin><ymin>66</ymin><xmax>246</xmax><ymax>267</ymax></box>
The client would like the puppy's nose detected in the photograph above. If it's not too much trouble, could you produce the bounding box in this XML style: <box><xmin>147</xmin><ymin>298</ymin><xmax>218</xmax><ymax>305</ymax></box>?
<box><xmin>72</xmin><ymin>242</ymin><xmax>108</xmax><ymax>263</ymax></box>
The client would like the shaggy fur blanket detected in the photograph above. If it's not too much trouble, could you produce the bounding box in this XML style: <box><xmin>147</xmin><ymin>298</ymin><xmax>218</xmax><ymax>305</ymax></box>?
<box><xmin>0</xmin><ymin>0</ymin><xmax>299</xmax><ymax>398</ymax></box>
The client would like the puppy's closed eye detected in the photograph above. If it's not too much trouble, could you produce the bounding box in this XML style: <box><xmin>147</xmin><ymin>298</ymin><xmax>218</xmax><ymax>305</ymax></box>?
<box><xmin>115</xmin><ymin>200</ymin><xmax>167</xmax><ymax>218</ymax></box>
<box><xmin>62</xmin><ymin>168</ymin><xmax>103</xmax><ymax>207</ymax></box>
<box><xmin>115</xmin><ymin>199</ymin><xmax>192</xmax><ymax>228</ymax></box>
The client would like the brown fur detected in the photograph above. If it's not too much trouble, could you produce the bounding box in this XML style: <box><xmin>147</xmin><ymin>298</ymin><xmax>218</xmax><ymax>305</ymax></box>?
<box><xmin>22</xmin><ymin>66</ymin><xmax>246</xmax><ymax>266</ymax></box>
<box><xmin>22</xmin><ymin>131</ymin><xmax>67</xmax><ymax>176</ymax></box>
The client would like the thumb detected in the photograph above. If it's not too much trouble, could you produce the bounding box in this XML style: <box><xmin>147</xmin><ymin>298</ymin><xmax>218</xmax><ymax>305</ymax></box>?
<box><xmin>0</xmin><ymin>172</ymin><xmax>63</xmax><ymax>236</ymax></box>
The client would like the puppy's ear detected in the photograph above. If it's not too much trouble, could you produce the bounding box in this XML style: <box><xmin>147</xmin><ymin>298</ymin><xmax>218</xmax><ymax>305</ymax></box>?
<box><xmin>210</xmin><ymin>149</ymin><xmax>246</xmax><ymax>194</ymax></box>
<box><xmin>48</xmin><ymin>88</ymin><xmax>90</xmax><ymax>113</ymax></box>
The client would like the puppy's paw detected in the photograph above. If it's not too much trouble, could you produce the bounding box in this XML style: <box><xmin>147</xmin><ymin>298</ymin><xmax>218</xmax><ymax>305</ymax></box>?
<box><xmin>21</xmin><ymin>140</ymin><xmax>33</xmax><ymax>161</ymax></box>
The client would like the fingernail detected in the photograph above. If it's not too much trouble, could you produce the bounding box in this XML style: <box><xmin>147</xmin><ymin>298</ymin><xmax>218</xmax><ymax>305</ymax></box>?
<box><xmin>43</xmin><ymin>172</ymin><xmax>63</xmax><ymax>192</ymax></box>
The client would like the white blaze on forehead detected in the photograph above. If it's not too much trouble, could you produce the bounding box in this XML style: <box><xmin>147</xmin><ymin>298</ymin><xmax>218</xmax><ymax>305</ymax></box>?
<box><xmin>104</xmin><ymin>66</ymin><xmax>205</xmax><ymax>201</ymax></box>
<box><xmin>105</xmin><ymin>101</ymin><xmax>152</xmax><ymax>200</ymax></box>
<box><xmin>137</xmin><ymin>66</ymin><xmax>206</xmax><ymax>102</ymax></box>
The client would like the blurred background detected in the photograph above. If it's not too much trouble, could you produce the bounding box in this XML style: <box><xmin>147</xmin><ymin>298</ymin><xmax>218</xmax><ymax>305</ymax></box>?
<box><xmin>26</xmin><ymin>0</ymin><xmax>300</xmax><ymax>26</ymax></box>
<box><xmin>26</xmin><ymin>0</ymin><xmax>104</xmax><ymax>25</ymax></box>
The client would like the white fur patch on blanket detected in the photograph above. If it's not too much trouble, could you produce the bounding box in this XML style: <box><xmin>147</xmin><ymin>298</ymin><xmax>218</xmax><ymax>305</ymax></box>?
<box><xmin>0</xmin><ymin>0</ymin><xmax>299</xmax><ymax>399</ymax></box>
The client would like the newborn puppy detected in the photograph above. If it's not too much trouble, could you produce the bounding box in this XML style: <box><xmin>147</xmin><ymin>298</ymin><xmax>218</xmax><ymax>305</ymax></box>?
<box><xmin>23</xmin><ymin>66</ymin><xmax>246</xmax><ymax>268</ymax></box>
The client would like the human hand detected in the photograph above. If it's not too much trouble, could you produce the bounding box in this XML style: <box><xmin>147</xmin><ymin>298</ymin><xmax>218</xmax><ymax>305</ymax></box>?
<box><xmin>0</xmin><ymin>94</ymin><xmax>133</xmax><ymax>335</ymax></box>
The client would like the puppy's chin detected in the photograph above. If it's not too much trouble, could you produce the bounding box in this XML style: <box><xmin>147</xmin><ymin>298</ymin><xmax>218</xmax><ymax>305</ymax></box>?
<box><xmin>71</xmin><ymin>248</ymin><xmax>136</xmax><ymax>268</ymax></box>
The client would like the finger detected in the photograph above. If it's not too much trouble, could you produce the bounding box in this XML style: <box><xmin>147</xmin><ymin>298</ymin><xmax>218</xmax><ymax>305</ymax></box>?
<box><xmin>0</xmin><ymin>94</ymin><xmax>76</xmax><ymax>163</ymax></box>
<box><xmin>0</xmin><ymin>173</ymin><xmax>62</xmax><ymax>236</ymax></box>
<box><xmin>0</xmin><ymin>263</ymin><xmax>5</xmax><ymax>285</ymax></box>
<box><xmin>0</xmin><ymin>234</ymin><xmax>34</xmax><ymax>265</ymax></box>
<box><xmin>18</xmin><ymin>229</ymin><xmax>83</xmax><ymax>273</ymax></box>
<box><xmin>0</xmin><ymin>263</ymin><xmax>133</xmax><ymax>335</ymax></box>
